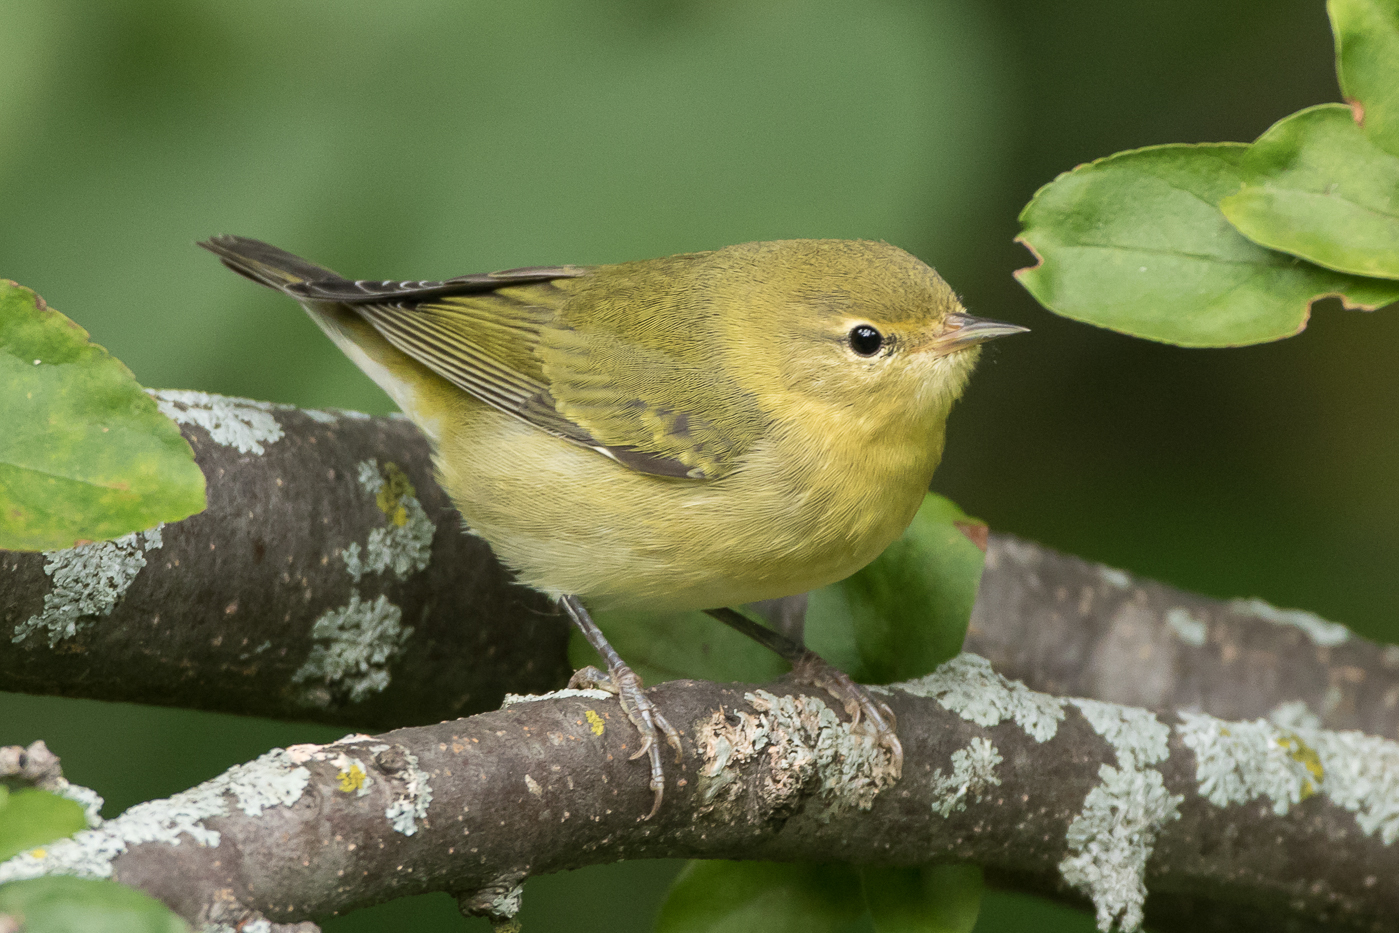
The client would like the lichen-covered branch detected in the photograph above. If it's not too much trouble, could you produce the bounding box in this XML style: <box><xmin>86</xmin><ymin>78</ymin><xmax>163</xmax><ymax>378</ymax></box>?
<box><xmin>967</xmin><ymin>535</ymin><xmax>1399</xmax><ymax>739</ymax></box>
<box><xmin>4</xmin><ymin>393</ymin><xmax>1396</xmax><ymax>741</ymax></box>
<box><xmin>0</xmin><ymin>391</ymin><xmax>568</xmax><ymax>729</ymax></box>
<box><xmin>4</xmin><ymin>657</ymin><xmax>1398</xmax><ymax>933</ymax></box>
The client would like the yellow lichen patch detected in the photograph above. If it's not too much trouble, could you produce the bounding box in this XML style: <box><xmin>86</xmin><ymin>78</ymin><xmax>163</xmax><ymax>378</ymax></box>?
<box><xmin>376</xmin><ymin>463</ymin><xmax>415</xmax><ymax>527</ymax></box>
<box><xmin>585</xmin><ymin>709</ymin><xmax>605</xmax><ymax>736</ymax></box>
<box><xmin>338</xmin><ymin>764</ymin><xmax>368</xmax><ymax>793</ymax></box>
<box><xmin>1277</xmin><ymin>732</ymin><xmax>1325</xmax><ymax>799</ymax></box>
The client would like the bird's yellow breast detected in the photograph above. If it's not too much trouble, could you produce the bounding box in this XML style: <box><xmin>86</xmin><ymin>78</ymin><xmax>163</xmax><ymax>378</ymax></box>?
<box><xmin>433</xmin><ymin>385</ymin><xmax>945</xmax><ymax>612</ymax></box>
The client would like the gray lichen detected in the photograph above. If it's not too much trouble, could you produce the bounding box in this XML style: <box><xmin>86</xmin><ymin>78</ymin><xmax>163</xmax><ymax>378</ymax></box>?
<box><xmin>894</xmin><ymin>654</ymin><xmax>1065</xmax><ymax>742</ymax></box>
<box><xmin>1163</xmin><ymin>608</ymin><xmax>1207</xmax><ymax>647</ymax></box>
<box><xmin>1060</xmin><ymin>700</ymin><xmax>1181</xmax><ymax>932</ymax></box>
<box><xmin>199</xmin><ymin>917</ymin><xmax>278</xmax><ymax>933</ymax></box>
<box><xmin>1177</xmin><ymin>713</ymin><xmax>1321</xmax><ymax>816</ymax></box>
<box><xmin>383</xmin><ymin>749</ymin><xmax>433</xmax><ymax>836</ymax></box>
<box><xmin>501</xmin><ymin>687</ymin><xmax>614</xmax><ymax>708</ymax></box>
<box><xmin>284</xmin><ymin>737</ymin><xmax>430</xmax><ymax>834</ymax></box>
<box><xmin>298</xmin><ymin>460</ymin><xmax>431</xmax><ymax>707</ymax></box>
<box><xmin>1070</xmin><ymin>700</ymin><xmax>1171</xmax><ymax>771</ymax></box>
<box><xmin>490</xmin><ymin>884</ymin><xmax>524</xmax><ymax>919</ymax></box>
<box><xmin>1268</xmin><ymin>700</ymin><xmax>1321</xmax><ymax>731</ymax></box>
<box><xmin>695</xmin><ymin>689</ymin><xmax>899</xmax><ymax>820</ymax></box>
<box><xmin>13</xmin><ymin>527</ymin><xmax>163</xmax><ymax>647</ymax></box>
<box><xmin>1099</xmin><ymin>565</ymin><xmax>1132</xmax><ymax>590</ymax></box>
<box><xmin>292</xmin><ymin>593</ymin><xmax>412</xmax><ymax>705</ymax></box>
<box><xmin>151</xmin><ymin>390</ymin><xmax>285</xmax><ymax>455</ymax></box>
<box><xmin>1229</xmin><ymin>597</ymin><xmax>1350</xmax><ymax>646</ymax></box>
<box><xmin>1309</xmin><ymin>729</ymin><xmax>1399</xmax><ymax>844</ymax></box>
<box><xmin>0</xmin><ymin>749</ymin><xmax>309</xmax><ymax>884</ymax></box>
<box><xmin>461</xmin><ymin>875</ymin><xmax>528</xmax><ymax>924</ymax></box>
<box><xmin>1060</xmin><ymin>765</ymin><xmax>1182</xmax><ymax>933</ymax></box>
<box><xmin>1179</xmin><ymin>712</ymin><xmax>1399</xmax><ymax>844</ymax></box>
<box><xmin>931</xmin><ymin>737</ymin><xmax>1002</xmax><ymax>817</ymax></box>
<box><xmin>342</xmin><ymin>459</ymin><xmax>433</xmax><ymax>582</ymax></box>
<box><xmin>301</xmin><ymin>406</ymin><xmax>370</xmax><ymax>424</ymax></box>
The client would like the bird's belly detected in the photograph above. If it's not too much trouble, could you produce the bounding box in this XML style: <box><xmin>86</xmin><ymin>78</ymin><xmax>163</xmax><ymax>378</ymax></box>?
<box><xmin>435</xmin><ymin>405</ymin><xmax>931</xmax><ymax>612</ymax></box>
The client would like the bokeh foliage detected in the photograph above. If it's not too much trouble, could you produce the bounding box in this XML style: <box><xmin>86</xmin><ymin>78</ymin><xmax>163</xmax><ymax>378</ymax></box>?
<box><xmin>2</xmin><ymin>0</ymin><xmax>1395</xmax><ymax>931</ymax></box>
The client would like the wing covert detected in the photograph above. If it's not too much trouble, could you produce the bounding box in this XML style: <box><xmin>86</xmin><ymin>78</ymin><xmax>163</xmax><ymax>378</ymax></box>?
<box><xmin>341</xmin><ymin>257</ymin><xmax>766</xmax><ymax>480</ymax></box>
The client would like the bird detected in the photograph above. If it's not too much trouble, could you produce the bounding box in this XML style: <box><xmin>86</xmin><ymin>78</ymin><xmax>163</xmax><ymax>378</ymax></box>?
<box><xmin>201</xmin><ymin>235</ymin><xmax>1026</xmax><ymax>818</ymax></box>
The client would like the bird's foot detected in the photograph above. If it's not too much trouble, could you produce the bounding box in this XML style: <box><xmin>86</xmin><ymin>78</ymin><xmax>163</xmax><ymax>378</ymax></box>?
<box><xmin>568</xmin><ymin>662</ymin><xmax>683</xmax><ymax>820</ymax></box>
<box><xmin>560</xmin><ymin>595</ymin><xmax>685</xmax><ymax>818</ymax></box>
<box><xmin>789</xmin><ymin>651</ymin><xmax>903</xmax><ymax>777</ymax></box>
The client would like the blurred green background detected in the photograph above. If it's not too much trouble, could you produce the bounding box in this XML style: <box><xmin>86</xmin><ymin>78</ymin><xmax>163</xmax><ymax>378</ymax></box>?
<box><xmin>1</xmin><ymin>0</ymin><xmax>1391</xmax><ymax>930</ymax></box>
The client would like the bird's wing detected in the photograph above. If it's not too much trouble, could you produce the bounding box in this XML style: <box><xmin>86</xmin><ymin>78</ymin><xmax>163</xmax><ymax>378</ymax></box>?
<box><xmin>337</xmin><ymin>268</ymin><xmax>762</xmax><ymax>480</ymax></box>
<box><xmin>534</xmin><ymin>257</ymin><xmax>768</xmax><ymax>480</ymax></box>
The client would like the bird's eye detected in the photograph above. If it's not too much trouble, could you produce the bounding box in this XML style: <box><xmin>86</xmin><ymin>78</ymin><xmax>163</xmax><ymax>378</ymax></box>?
<box><xmin>849</xmin><ymin>324</ymin><xmax>883</xmax><ymax>356</ymax></box>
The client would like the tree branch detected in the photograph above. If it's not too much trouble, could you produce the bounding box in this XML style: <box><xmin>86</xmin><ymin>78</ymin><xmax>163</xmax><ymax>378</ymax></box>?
<box><xmin>967</xmin><ymin>535</ymin><xmax>1399</xmax><ymax>739</ymax></box>
<box><xmin>5</xmin><ymin>660</ymin><xmax>1398</xmax><ymax>933</ymax></box>
<box><xmin>4</xmin><ymin>393</ymin><xmax>1395</xmax><ymax>740</ymax></box>
<box><xmin>0</xmin><ymin>391</ymin><xmax>569</xmax><ymax>729</ymax></box>
<box><xmin>7</xmin><ymin>393</ymin><xmax>1399</xmax><ymax>931</ymax></box>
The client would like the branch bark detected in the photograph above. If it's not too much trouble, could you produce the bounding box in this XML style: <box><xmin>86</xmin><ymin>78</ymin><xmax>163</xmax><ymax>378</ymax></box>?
<box><xmin>966</xmin><ymin>536</ymin><xmax>1399</xmax><ymax>740</ymax></box>
<box><xmin>0</xmin><ymin>391</ymin><xmax>568</xmax><ymax>729</ymax></box>
<box><xmin>5</xmin><ymin>663</ymin><xmax>1398</xmax><ymax>933</ymax></box>
<box><xmin>6</xmin><ymin>393</ymin><xmax>1399</xmax><ymax>932</ymax></box>
<box><xmin>3</xmin><ymin>393</ymin><xmax>1395</xmax><ymax>740</ymax></box>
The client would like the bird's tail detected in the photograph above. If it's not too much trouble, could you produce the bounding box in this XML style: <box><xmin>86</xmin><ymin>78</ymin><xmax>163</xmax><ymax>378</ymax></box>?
<box><xmin>198</xmin><ymin>235</ymin><xmax>341</xmax><ymax>293</ymax></box>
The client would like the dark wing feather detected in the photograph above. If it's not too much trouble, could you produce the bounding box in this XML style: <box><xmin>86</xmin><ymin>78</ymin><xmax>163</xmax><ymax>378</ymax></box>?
<box><xmin>283</xmin><ymin>266</ymin><xmax>586</xmax><ymax>303</ymax></box>
<box><xmin>200</xmin><ymin>236</ymin><xmax>741</xmax><ymax>479</ymax></box>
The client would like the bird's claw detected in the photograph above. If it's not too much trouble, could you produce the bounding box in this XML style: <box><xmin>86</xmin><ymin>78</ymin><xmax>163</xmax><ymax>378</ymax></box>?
<box><xmin>568</xmin><ymin>662</ymin><xmax>683</xmax><ymax>819</ymax></box>
<box><xmin>790</xmin><ymin>651</ymin><xmax>903</xmax><ymax>777</ymax></box>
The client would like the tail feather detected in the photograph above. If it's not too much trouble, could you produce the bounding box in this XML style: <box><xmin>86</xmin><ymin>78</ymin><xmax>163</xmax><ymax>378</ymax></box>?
<box><xmin>198</xmin><ymin>235</ymin><xmax>342</xmax><ymax>292</ymax></box>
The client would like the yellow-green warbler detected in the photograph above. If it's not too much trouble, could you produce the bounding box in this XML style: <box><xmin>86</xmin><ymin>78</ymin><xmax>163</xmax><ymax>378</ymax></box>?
<box><xmin>202</xmin><ymin>236</ymin><xmax>1025</xmax><ymax>817</ymax></box>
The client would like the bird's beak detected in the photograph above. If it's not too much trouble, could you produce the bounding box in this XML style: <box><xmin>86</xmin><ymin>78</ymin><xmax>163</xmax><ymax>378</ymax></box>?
<box><xmin>929</xmin><ymin>312</ymin><xmax>1029</xmax><ymax>353</ymax></box>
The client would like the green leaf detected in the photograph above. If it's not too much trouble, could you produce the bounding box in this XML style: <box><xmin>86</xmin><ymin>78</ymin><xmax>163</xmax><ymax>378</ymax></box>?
<box><xmin>1332</xmin><ymin>0</ymin><xmax>1399</xmax><ymax>156</ymax></box>
<box><xmin>0</xmin><ymin>876</ymin><xmax>189</xmax><ymax>933</ymax></box>
<box><xmin>656</xmin><ymin>861</ymin><xmax>867</xmax><ymax>933</ymax></box>
<box><xmin>0</xmin><ymin>789</ymin><xmax>88</xmax><ymax>863</ymax></box>
<box><xmin>861</xmin><ymin>864</ymin><xmax>983</xmax><ymax>933</ymax></box>
<box><xmin>811</xmin><ymin>494</ymin><xmax>985</xmax><ymax>685</ymax></box>
<box><xmin>569</xmin><ymin>607</ymin><xmax>789</xmax><ymax>686</ymax></box>
<box><xmin>1220</xmin><ymin>104</ymin><xmax>1399</xmax><ymax>279</ymax></box>
<box><xmin>1016</xmin><ymin>143</ymin><xmax>1399</xmax><ymax>346</ymax></box>
<box><xmin>0</xmin><ymin>282</ymin><xmax>206</xmax><ymax>551</ymax></box>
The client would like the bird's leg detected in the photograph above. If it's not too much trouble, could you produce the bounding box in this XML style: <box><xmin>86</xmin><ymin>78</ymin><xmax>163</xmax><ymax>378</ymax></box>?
<box><xmin>745</xmin><ymin>592</ymin><xmax>809</xmax><ymax>646</ymax></box>
<box><xmin>560</xmin><ymin>595</ymin><xmax>683</xmax><ymax>820</ymax></box>
<box><xmin>705</xmin><ymin>605</ymin><xmax>903</xmax><ymax>777</ymax></box>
